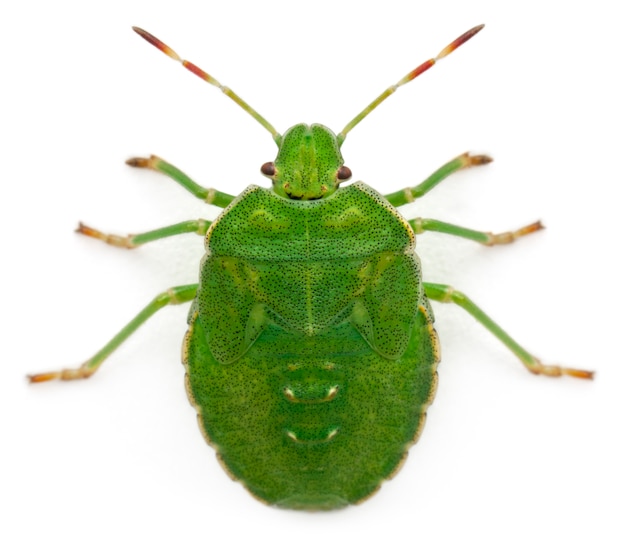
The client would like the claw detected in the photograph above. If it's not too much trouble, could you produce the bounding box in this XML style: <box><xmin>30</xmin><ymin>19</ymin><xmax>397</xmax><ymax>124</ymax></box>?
<box><xmin>28</xmin><ymin>366</ymin><xmax>96</xmax><ymax>383</ymax></box>
<box><xmin>527</xmin><ymin>360</ymin><xmax>594</xmax><ymax>380</ymax></box>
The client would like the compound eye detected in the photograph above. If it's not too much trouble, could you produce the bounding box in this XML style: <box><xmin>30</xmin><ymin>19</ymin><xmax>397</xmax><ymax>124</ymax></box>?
<box><xmin>337</xmin><ymin>166</ymin><xmax>352</xmax><ymax>181</ymax></box>
<box><xmin>260</xmin><ymin>161</ymin><xmax>276</xmax><ymax>177</ymax></box>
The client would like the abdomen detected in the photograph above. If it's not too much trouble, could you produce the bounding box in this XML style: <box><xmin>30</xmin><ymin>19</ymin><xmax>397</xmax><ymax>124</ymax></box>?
<box><xmin>184</xmin><ymin>301</ymin><xmax>439</xmax><ymax>510</ymax></box>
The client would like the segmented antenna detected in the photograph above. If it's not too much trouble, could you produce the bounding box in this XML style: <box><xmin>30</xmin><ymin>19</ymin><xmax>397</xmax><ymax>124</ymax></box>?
<box><xmin>132</xmin><ymin>27</ymin><xmax>282</xmax><ymax>145</ymax></box>
<box><xmin>337</xmin><ymin>24</ymin><xmax>485</xmax><ymax>145</ymax></box>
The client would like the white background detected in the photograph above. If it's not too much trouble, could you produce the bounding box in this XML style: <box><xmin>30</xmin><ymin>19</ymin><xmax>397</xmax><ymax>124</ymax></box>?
<box><xmin>1</xmin><ymin>1</ymin><xmax>623</xmax><ymax>559</ymax></box>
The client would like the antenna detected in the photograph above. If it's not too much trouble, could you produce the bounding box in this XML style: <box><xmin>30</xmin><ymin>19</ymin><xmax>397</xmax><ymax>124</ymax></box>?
<box><xmin>337</xmin><ymin>25</ymin><xmax>484</xmax><ymax>145</ymax></box>
<box><xmin>132</xmin><ymin>27</ymin><xmax>282</xmax><ymax>146</ymax></box>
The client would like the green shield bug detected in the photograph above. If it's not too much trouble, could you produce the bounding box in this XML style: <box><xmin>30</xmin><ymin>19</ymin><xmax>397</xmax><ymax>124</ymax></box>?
<box><xmin>29</xmin><ymin>24</ymin><xmax>593</xmax><ymax>510</ymax></box>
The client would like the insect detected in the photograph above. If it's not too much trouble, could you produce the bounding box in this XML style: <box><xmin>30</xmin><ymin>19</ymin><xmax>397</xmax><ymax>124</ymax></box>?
<box><xmin>29</xmin><ymin>25</ymin><xmax>593</xmax><ymax>510</ymax></box>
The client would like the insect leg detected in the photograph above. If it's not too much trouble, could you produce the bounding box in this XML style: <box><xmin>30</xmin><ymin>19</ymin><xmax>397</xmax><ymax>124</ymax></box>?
<box><xmin>408</xmin><ymin>218</ymin><xmax>543</xmax><ymax>246</ymax></box>
<box><xmin>423</xmin><ymin>282</ymin><xmax>593</xmax><ymax>380</ymax></box>
<box><xmin>385</xmin><ymin>153</ymin><xmax>492</xmax><ymax>207</ymax></box>
<box><xmin>76</xmin><ymin>219</ymin><xmax>211</xmax><ymax>249</ymax></box>
<box><xmin>28</xmin><ymin>284</ymin><xmax>198</xmax><ymax>383</ymax></box>
<box><xmin>126</xmin><ymin>155</ymin><xmax>235</xmax><ymax>208</ymax></box>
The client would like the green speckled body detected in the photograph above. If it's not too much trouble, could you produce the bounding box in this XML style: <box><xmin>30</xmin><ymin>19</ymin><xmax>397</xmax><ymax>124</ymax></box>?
<box><xmin>183</xmin><ymin>182</ymin><xmax>440</xmax><ymax>509</ymax></box>
<box><xmin>29</xmin><ymin>26</ymin><xmax>590</xmax><ymax>512</ymax></box>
